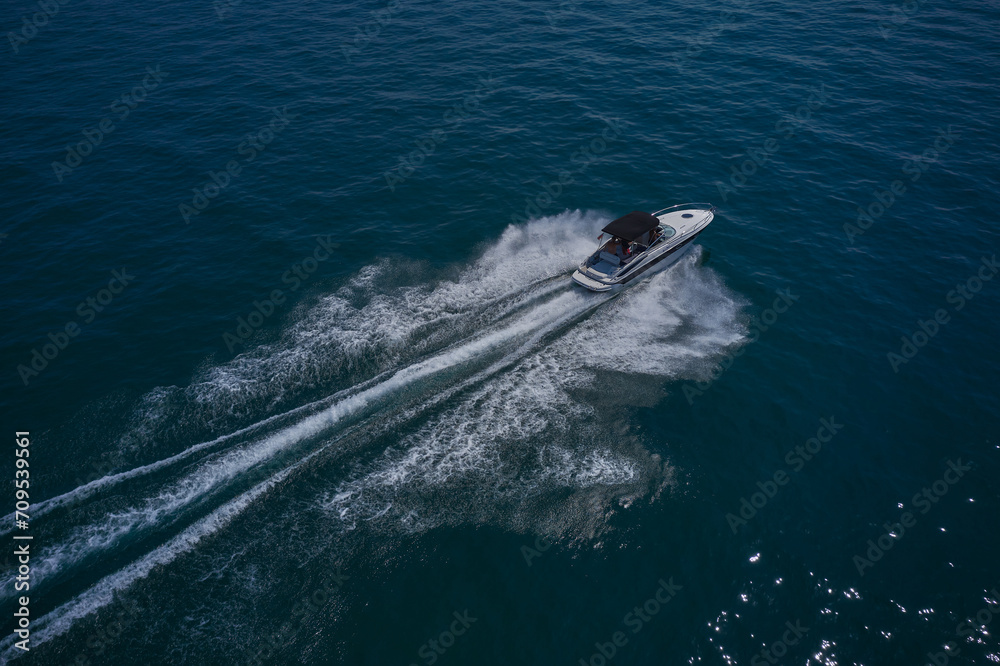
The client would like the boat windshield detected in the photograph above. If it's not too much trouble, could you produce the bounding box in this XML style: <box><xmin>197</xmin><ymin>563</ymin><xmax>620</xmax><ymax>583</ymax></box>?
<box><xmin>588</xmin><ymin>225</ymin><xmax>679</xmax><ymax>272</ymax></box>
<box><xmin>638</xmin><ymin>225</ymin><xmax>676</xmax><ymax>248</ymax></box>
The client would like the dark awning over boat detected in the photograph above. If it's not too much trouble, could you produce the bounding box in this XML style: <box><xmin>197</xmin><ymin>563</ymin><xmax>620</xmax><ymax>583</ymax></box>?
<box><xmin>601</xmin><ymin>211</ymin><xmax>659</xmax><ymax>242</ymax></box>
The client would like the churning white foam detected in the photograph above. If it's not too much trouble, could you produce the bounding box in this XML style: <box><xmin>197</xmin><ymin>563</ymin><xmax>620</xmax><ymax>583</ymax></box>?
<box><xmin>177</xmin><ymin>210</ymin><xmax>604</xmax><ymax>416</ymax></box>
<box><xmin>0</xmin><ymin>283</ymin><xmax>603</xmax><ymax>603</ymax></box>
<box><xmin>44</xmin><ymin>211</ymin><xmax>605</xmax><ymax>484</ymax></box>
<box><xmin>322</xmin><ymin>248</ymin><xmax>747</xmax><ymax>536</ymax></box>
<box><xmin>0</xmin><ymin>211</ymin><xmax>606</xmax><ymax>579</ymax></box>
<box><xmin>0</xmin><ymin>447</ymin><xmax>313</xmax><ymax>660</ymax></box>
<box><xmin>10</xmin><ymin>211</ymin><xmax>747</xmax><ymax>654</ymax></box>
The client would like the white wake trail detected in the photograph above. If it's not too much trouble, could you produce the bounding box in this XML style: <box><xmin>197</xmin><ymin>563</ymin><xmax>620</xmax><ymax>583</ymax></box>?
<box><xmin>2</xmin><ymin>212</ymin><xmax>748</xmax><ymax>659</ymax></box>
<box><xmin>1</xmin><ymin>212</ymin><xmax>599</xmax><ymax>537</ymax></box>
<box><xmin>0</xmin><ymin>440</ymin><xmax>318</xmax><ymax>659</ymax></box>
<box><xmin>0</xmin><ymin>287</ymin><xmax>595</xmax><ymax>603</ymax></box>
<box><xmin>0</xmin><ymin>287</ymin><xmax>607</xmax><ymax>658</ymax></box>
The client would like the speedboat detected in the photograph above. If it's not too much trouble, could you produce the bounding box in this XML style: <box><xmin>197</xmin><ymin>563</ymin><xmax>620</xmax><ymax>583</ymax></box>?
<box><xmin>571</xmin><ymin>203</ymin><xmax>715</xmax><ymax>292</ymax></box>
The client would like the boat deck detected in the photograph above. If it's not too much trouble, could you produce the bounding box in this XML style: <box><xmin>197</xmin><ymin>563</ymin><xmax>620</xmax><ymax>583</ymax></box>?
<box><xmin>655</xmin><ymin>207</ymin><xmax>713</xmax><ymax>237</ymax></box>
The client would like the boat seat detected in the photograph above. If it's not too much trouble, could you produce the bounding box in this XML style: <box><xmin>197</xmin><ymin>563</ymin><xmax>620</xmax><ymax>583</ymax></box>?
<box><xmin>598</xmin><ymin>251</ymin><xmax>620</xmax><ymax>266</ymax></box>
<box><xmin>590</xmin><ymin>260</ymin><xmax>619</xmax><ymax>275</ymax></box>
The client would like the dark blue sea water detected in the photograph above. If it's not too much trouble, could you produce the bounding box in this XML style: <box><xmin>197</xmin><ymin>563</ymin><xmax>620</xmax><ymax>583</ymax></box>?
<box><xmin>2</xmin><ymin>0</ymin><xmax>999</xmax><ymax>663</ymax></box>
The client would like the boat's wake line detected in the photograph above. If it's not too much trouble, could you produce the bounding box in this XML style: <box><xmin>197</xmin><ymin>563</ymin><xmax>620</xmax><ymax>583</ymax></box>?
<box><xmin>0</xmin><ymin>275</ymin><xmax>576</xmax><ymax>539</ymax></box>
<box><xmin>0</xmin><ymin>286</ymin><xmax>602</xmax><ymax>602</ymax></box>
<box><xmin>1</xmin><ymin>212</ymin><xmax>748</xmax><ymax>661</ymax></box>
<box><xmin>0</xmin><ymin>213</ymin><xmax>596</xmax><ymax>536</ymax></box>
<box><xmin>322</xmin><ymin>246</ymin><xmax>746</xmax><ymax>538</ymax></box>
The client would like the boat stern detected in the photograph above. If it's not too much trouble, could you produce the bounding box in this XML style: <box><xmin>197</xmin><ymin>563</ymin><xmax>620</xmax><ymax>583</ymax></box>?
<box><xmin>572</xmin><ymin>269</ymin><xmax>616</xmax><ymax>292</ymax></box>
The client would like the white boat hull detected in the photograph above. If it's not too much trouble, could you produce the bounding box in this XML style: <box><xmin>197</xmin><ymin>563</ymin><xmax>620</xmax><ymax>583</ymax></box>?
<box><xmin>572</xmin><ymin>203</ymin><xmax>714</xmax><ymax>292</ymax></box>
